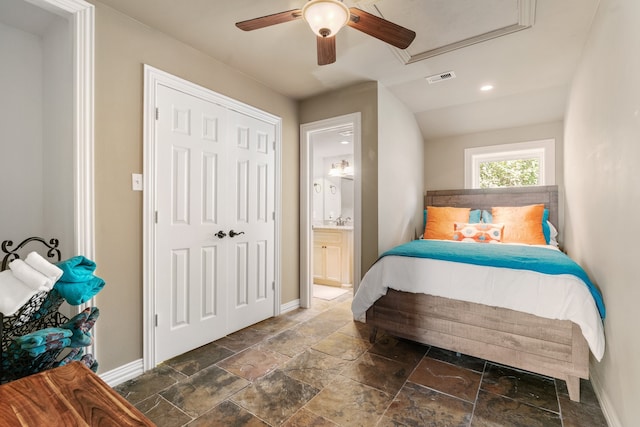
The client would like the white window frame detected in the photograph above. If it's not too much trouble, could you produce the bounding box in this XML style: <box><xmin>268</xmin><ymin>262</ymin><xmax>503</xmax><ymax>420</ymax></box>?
<box><xmin>464</xmin><ymin>139</ymin><xmax>555</xmax><ymax>189</ymax></box>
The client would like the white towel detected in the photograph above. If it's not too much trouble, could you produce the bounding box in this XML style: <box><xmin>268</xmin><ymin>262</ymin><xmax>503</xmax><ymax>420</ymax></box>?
<box><xmin>25</xmin><ymin>251</ymin><xmax>63</xmax><ymax>283</ymax></box>
<box><xmin>0</xmin><ymin>270</ymin><xmax>37</xmax><ymax>316</ymax></box>
<box><xmin>9</xmin><ymin>259</ymin><xmax>52</xmax><ymax>291</ymax></box>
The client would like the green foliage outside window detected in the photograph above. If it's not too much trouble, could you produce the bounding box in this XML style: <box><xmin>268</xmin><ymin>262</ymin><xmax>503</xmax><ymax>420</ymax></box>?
<box><xmin>479</xmin><ymin>159</ymin><xmax>539</xmax><ymax>188</ymax></box>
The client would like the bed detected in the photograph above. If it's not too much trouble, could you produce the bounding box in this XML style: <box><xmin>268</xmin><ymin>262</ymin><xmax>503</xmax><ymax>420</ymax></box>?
<box><xmin>352</xmin><ymin>185</ymin><xmax>605</xmax><ymax>402</ymax></box>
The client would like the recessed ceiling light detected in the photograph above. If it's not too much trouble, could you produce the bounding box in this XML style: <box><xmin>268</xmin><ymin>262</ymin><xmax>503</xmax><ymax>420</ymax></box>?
<box><xmin>340</xmin><ymin>140</ymin><xmax>350</xmax><ymax>145</ymax></box>
<box><xmin>480</xmin><ymin>84</ymin><xmax>494</xmax><ymax>92</ymax></box>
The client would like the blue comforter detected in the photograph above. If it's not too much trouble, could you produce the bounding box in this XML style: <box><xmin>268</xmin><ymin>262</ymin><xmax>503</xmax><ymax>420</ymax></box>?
<box><xmin>381</xmin><ymin>240</ymin><xmax>606</xmax><ymax>318</ymax></box>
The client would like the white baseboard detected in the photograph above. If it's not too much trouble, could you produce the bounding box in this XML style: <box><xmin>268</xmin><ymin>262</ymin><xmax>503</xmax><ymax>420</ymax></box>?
<box><xmin>590</xmin><ymin>363</ymin><xmax>621</xmax><ymax>427</ymax></box>
<box><xmin>281</xmin><ymin>299</ymin><xmax>300</xmax><ymax>314</ymax></box>
<box><xmin>99</xmin><ymin>358</ymin><xmax>144</xmax><ymax>387</ymax></box>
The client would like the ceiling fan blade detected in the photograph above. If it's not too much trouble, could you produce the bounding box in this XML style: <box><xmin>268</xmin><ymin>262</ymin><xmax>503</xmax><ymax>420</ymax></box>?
<box><xmin>317</xmin><ymin>36</ymin><xmax>336</xmax><ymax>65</ymax></box>
<box><xmin>236</xmin><ymin>9</ymin><xmax>302</xmax><ymax>31</ymax></box>
<box><xmin>347</xmin><ymin>7</ymin><xmax>416</xmax><ymax>49</ymax></box>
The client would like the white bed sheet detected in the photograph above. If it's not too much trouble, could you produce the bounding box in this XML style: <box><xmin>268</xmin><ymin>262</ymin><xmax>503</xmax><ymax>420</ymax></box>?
<box><xmin>352</xmin><ymin>255</ymin><xmax>605</xmax><ymax>361</ymax></box>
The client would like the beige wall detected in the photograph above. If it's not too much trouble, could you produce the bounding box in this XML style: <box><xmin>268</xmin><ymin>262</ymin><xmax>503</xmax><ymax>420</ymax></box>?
<box><xmin>299</xmin><ymin>82</ymin><xmax>380</xmax><ymax>275</ymax></box>
<box><xmin>377</xmin><ymin>85</ymin><xmax>424</xmax><ymax>251</ymax></box>
<box><xmin>563</xmin><ymin>0</ymin><xmax>640</xmax><ymax>425</ymax></box>
<box><xmin>90</xmin><ymin>1</ymin><xmax>299</xmax><ymax>372</ymax></box>
<box><xmin>424</xmin><ymin>121</ymin><xmax>565</xmax><ymax>191</ymax></box>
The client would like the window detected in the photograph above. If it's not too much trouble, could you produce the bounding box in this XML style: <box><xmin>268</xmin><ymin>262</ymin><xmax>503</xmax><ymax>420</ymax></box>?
<box><xmin>464</xmin><ymin>139</ymin><xmax>555</xmax><ymax>189</ymax></box>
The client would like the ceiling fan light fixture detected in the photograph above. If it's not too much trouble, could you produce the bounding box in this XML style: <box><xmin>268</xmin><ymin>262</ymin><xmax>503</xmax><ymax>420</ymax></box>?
<box><xmin>302</xmin><ymin>0</ymin><xmax>350</xmax><ymax>37</ymax></box>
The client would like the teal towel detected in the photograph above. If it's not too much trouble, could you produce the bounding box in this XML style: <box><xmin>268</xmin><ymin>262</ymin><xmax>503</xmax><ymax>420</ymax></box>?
<box><xmin>54</xmin><ymin>256</ymin><xmax>105</xmax><ymax>305</ymax></box>
<box><xmin>15</xmin><ymin>327</ymin><xmax>73</xmax><ymax>349</ymax></box>
<box><xmin>56</xmin><ymin>256</ymin><xmax>96</xmax><ymax>282</ymax></box>
<box><xmin>26</xmin><ymin>337</ymin><xmax>71</xmax><ymax>357</ymax></box>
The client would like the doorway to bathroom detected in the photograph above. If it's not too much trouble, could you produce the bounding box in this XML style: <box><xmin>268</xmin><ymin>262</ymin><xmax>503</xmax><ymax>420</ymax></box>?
<box><xmin>300</xmin><ymin>113</ymin><xmax>361</xmax><ymax>309</ymax></box>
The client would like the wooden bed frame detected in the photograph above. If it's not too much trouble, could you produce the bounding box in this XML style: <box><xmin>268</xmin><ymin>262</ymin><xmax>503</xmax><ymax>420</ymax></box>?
<box><xmin>366</xmin><ymin>185</ymin><xmax>590</xmax><ymax>402</ymax></box>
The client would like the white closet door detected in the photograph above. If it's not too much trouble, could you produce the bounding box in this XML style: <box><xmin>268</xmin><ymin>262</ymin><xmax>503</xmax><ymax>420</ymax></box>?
<box><xmin>226</xmin><ymin>111</ymin><xmax>276</xmax><ymax>332</ymax></box>
<box><xmin>154</xmin><ymin>84</ymin><xmax>275</xmax><ymax>362</ymax></box>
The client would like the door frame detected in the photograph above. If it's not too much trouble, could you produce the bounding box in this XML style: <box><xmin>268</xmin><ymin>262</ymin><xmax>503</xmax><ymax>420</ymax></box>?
<box><xmin>300</xmin><ymin>113</ymin><xmax>362</xmax><ymax>308</ymax></box>
<box><xmin>142</xmin><ymin>65</ymin><xmax>282</xmax><ymax>370</ymax></box>
<box><xmin>23</xmin><ymin>0</ymin><xmax>95</xmax><ymax>352</ymax></box>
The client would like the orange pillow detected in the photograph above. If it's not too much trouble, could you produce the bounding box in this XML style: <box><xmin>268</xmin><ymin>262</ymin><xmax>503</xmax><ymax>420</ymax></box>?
<box><xmin>424</xmin><ymin>206</ymin><xmax>471</xmax><ymax>240</ymax></box>
<box><xmin>491</xmin><ymin>204</ymin><xmax>546</xmax><ymax>245</ymax></box>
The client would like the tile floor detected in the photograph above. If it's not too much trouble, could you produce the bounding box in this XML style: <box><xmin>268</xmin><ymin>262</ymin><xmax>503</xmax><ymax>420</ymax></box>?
<box><xmin>115</xmin><ymin>292</ymin><xmax>608</xmax><ymax>426</ymax></box>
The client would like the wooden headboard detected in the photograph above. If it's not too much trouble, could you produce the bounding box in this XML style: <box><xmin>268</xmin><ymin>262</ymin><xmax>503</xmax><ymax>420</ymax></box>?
<box><xmin>425</xmin><ymin>185</ymin><xmax>559</xmax><ymax>227</ymax></box>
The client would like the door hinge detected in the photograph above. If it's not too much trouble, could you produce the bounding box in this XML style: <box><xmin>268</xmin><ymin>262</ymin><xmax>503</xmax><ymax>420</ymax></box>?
<box><xmin>155</xmin><ymin>314</ymin><xmax>158</xmax><ymax>327</ymax></box>
<box><xmin>272</xmin><ymin>211</ymin><xmax>275</xmax><ymax>221</ymax></box>
<box><xmin>272</xmin><ymin>281</ymin><xmax>275</xmax><ymax>290</ymax></box>
<box><xmin>155</xmin><ymin>107</ymin><xmax>159</xmax><ymax>120</ymax></box>
<box><xmin>272</xmin><ymin>140</ymin><xmax>275</xmax><ymax>151</ymax></box>
<box><xmin>155</xmin><ymin>211</ymin><xmax>158</xmax><ymax>223</ymax></box>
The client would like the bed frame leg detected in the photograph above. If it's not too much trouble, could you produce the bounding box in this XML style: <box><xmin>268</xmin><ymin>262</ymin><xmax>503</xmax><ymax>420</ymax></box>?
<box><xmin>369</xmin><ymin>327</ymin><xmax>378</xmax><ymax>343</ymax></box>
<box><xmin>566</xmin><ymin>376</ymin><xmax>581</xmax><ymax>402</ymax></box>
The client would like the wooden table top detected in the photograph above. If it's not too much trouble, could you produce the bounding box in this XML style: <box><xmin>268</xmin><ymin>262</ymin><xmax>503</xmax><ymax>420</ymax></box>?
<box><xmin>0</xmin><ymin>362</ymin><xmax>154</xmax><ymax>426</ymax></box>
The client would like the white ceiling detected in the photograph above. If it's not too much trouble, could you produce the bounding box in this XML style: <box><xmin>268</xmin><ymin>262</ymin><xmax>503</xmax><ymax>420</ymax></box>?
<box><xmin>17</xmin><ymin>0</ymin><xmax>601</xmax><ymax>140</ymax></box>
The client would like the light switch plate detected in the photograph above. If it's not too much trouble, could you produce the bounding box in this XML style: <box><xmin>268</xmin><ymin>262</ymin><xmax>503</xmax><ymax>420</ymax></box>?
<box><xmin>132</xmin><ymin>173</ymin><xmax>143</xmax><ymax>191</ymax></box>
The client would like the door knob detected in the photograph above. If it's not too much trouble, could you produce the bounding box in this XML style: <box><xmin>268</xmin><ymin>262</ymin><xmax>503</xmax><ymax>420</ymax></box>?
<box><xmin>229</xmin><ymin>230</ymin><xmax>245</xmax><ymax>238</ymax></box>
<box><xmin>215</xmin><ymin>230</ymin><xmax>227</xmax><ymax>239</ymax></box>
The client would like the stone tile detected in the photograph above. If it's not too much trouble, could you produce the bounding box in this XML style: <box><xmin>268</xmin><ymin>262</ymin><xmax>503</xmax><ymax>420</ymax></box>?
<box><xmin>295</xmin><ymin>316</ymin><xmax>347</xmax><ymax>340</ymax></box>
<box><xmin>282</xmin><ymin>408</ymin><xmax>339</xmax><ymax>426</ymax></box>
<box><xmin>341</xmin><ymin>352</ymin><xmax>413</xmax><ymax>395</ymax></box>
<box><xmin>557</xmin><ymin>393</ymin><xmax>608</xmax><ymax>427</ymax></box>
<box><xmin>556</xmin><ymin>377</ymin><xmax>600</xmax><ymax>407</ymax></box>
<box><xmin>282</xmin><ymin>306</ymin><xmax>323</xmax><ymax>323</ymax></box>
<box><xmin>261</xmin><ymin>328</ymin><xmax>321</xmax><ymax>358</ymax></box>
<box><xmin>217</xmin><ymin>347</ymin><xmax>289</xmax><ymax>381</ymax></box>
<box><xmin>408</xmin><ymin>357</ymin><xmax>482</xmax><ymax>402</ymax></box>
<box><xmin>481</xmin><ymin>363</ymin><xmax>559</xmax><ymax>413</ymax></box>
<box><xmin>231</xmin><ymin>370</ymin><xmax>319</xmax><ymax>426</ymax></box>
<box><xmin>426</xmin><ymin>346</ymin><xmax>486</xmax><ymax>373</ymax></box>
<box><xmin>376</xmin><ymin>416</ymin><xmax>408</xmax><ymax>427</ymax></box>
<box><xmin>115</xmin><ymin>364</ymin><xmax>187</xmax><ymax>405</ymax></box>
<box><xmin>368</xmin><ymin>334</ymin><xmax>428</xmax><ymax>367</ymax></box>
<box><xmin>337</xmin><ymin>320</ymin><xmax>373</xmax><ymax>341</ymax></box>
<box><xmin>214</xmin><ymin>327</ymin><xmax>271</xmax><ymax>352</ymax></box>
<box><xmin>164</xmin><ymin>342</ymin><xmax>234</xmax><ymax>376</ymax></box>
<box><xmin>187</xmin><ymin>401</ymin><xmax>269</xmax><ymax>427</ymax></box>
<box><xmin>305</xmin><ymin>375</ymin><xmax>392</xmax><ymax>426</ymax></box>
<box><xmin>312</xmin><ymin>331</ymin><xmax>370</xmax><ymax>361</ymax></box>
<box><xmin>384</xmin><ymin>382</ymin><xmax>473</xmax><ymax>427</ymax></box>
<box><xmin>135</xmin><ymin>394</ymin><xmax>192</xmax><ymax>427</ymax></box>
<box><xmin>471</xmin><ymin>390</ymin><xmax>562</xmax><ymax>427</ymax></box>
<box><xmin>281</xmin><ymin>349</ymin><xmax>351</xmax><ymax>389</ymax></box>
<box><xmin>160</xmin><ymin>365</ymin><xmax>249</xmax><ymax>417</ymax></box>
<box><xmin>248</xmin><ymin>315</ymin><xmax>298</xmax><ymax>336</ymax></box>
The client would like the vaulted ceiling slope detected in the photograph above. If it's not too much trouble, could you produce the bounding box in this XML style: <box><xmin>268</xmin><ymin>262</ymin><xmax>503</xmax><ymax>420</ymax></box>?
<box><xmin>92</xmin><ymin>0</ymin><xmax>600</xmax><ymax>139</ymax></box>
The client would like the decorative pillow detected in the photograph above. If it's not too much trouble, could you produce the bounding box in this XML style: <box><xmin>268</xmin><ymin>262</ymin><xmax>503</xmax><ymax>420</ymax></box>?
<box><xmin>425</xmin><ymin>209</ymin><xmax>481</xmax><ymax>231</ymax></box>
<box><xmin>491</xmin><ymin>204</ymin><xmax>547</xmax><ymax>245</ymax></box>
<box><xmin>453</xmin><ymin>222</ymin><xmax>504</xmax><ymax>243</ymax></box>
<box><xmin>484</xmin><ymin>208</ymin><xmax>554</xmax><ymax>245</ymax></box>
<box><xmin>424</xmin><ymin>206</ymin><xmax>471</xmax><ymax>240</ymax></box>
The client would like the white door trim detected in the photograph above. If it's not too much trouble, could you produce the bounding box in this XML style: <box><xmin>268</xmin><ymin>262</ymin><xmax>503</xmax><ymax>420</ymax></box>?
<box><xmin>25</xmin><ymin>0</ymin><xmax>96</xmax><ymax>355</ymax></box>
<box><xmin>300</xmin><ymin>113</ymin><xmax>361</xmax><ymax>308</ymax></box>
<box><xmin>143</xmin><ymin>65</ymin><xmax>282</xmax><ymax>370</ymax></box>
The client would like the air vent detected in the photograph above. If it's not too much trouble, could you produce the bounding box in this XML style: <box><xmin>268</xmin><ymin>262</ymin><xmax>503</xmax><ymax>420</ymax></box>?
<box><xmin>425</xmin><ymin>71</ymin><xmax>456</xmax><ymax>84</ymax></box>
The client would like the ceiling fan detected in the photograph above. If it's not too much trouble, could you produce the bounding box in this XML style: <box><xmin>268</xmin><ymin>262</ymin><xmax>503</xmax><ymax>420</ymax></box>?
<box><xmin>235</xmin><ymin>0</ymin><xmax>416</xmax><ymax>65</ymax></box>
